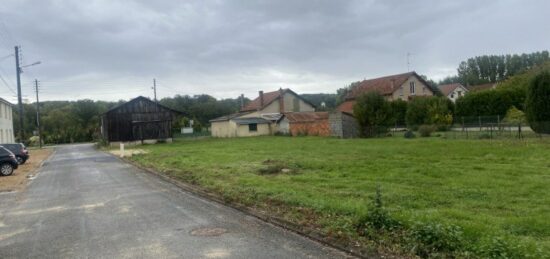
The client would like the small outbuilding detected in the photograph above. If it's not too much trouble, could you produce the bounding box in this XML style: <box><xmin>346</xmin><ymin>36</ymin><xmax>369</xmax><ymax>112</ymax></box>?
<box><xmin>101</xmin><ymin>96</ymin><xmax>182</xmax><ymax>144</ymax></box>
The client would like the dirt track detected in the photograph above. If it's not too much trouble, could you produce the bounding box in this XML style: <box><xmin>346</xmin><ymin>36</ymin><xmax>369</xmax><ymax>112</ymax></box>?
<box><xmin>0</xmin><ymin>148</ymin><xmax>53</xmax><ymax>192</ymax></box>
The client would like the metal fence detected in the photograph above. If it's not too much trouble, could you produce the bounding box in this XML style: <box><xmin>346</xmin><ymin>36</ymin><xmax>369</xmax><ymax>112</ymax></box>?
<box><xmin>386</xmin><ymin>116</ymin><xmax>550</xmax><ymax>140</ymax></box>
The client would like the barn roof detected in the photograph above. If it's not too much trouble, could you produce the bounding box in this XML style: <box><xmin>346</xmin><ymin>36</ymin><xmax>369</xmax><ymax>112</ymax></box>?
<box><xmin>103</xmin><ymin>96</ymin><xmax>184</xmax><ymax>115</ymax></box>
<box><xmin>284</xmin><ymin>112</ymin><xmax>328</xmax><ymax>123</ymax></box>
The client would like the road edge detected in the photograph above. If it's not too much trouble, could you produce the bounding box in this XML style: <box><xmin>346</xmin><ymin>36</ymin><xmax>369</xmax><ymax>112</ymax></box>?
<box><xmin>107</xmin><ymin>151</ymin><xmax>383</xmax><ymax>259</ymax></box>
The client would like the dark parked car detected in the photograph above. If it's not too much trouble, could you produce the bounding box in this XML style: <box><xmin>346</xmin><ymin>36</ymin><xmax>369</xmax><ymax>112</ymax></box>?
<box><xmin>0</xmin><ymin>143</ymin><xmax>29</xmax><ymax>164</ymax></box>
<box><xmin>0</xmin><ymin>146</ymin><xmax>18</xmax><ymax>176</ymax></box>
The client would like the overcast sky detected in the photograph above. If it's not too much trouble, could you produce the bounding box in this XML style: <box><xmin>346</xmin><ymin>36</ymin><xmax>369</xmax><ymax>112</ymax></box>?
<box><xmin>0</xmin><ymin>0</ymin><xmax>549</xmax><ymax>102</ymax></box>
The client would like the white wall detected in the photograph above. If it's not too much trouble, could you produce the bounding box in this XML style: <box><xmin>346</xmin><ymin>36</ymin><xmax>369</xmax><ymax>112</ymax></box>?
<box><xmin>0</xmin><ymin>101</ymin><xmax>15</xmax><ymax>143</ymax></box>
<box><xmin>447</xmin><ymin>86</ymin><xmax>468</xmax><ymax>103</ymax></box>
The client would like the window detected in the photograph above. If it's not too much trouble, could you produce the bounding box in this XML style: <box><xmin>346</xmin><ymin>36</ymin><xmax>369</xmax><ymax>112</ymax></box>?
<box><xmin>293</xmin><ymin>98</ymin><xmax>300</xmax><ymax>112</ymax></box>
<box><xmin>451</xmin><ymin>93</ymin><xmax>454</xmax><ymax>98</ymax></box>
<box><xmin>409</xmin><ymin>81</ymin><xmax>416</xmax><ymax>95</ymax></box>
<box><xmin>248</xmin><ymin>123</ymin><xmax>257</xmax><ymax>132</ymax></box>
<box><xmin>458</xmin><ymin>91</ymin><xmax>462</xmax><ymax>97</ymax></box>
<box><xmin>399</xmin><ymin>87</ymin><xmax>403</xmax><ymax>96</ymax></box>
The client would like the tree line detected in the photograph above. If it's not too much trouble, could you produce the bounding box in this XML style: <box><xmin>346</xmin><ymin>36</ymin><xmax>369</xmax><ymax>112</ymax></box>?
<box><xmin>12</xmin><ymin>94</ymin><xmax>246</xmax><ymax>144</ymax></box>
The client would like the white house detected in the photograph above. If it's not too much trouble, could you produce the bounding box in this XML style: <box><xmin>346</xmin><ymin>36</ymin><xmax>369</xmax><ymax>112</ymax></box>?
<box><xmin>0</xmin><ymin>97</ymin><xmax>15</xmax><ymax>143</ymax></box>
<box><xmin>438</xmin><ymin>83</ymin><xmax>469</xmax><ymax>102</ymax></box>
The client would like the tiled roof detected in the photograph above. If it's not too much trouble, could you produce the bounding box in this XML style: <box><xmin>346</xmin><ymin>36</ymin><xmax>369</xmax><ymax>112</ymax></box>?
<box><xmin>241</xmin><ymin>89</ymin><xmax>285</xmax><ymax>112</ymax></box>
<box><xmin>346</xmin><ymin>72</ymin><xmax>416</xmax><ymax>99</ymax></box>
<box><xmin>284</xmin><ymin>112</ymin><xmax>328</xmax><ymax>123</ymax></box>
<box><xmin>337</xmin><ymin>101</ymin><xmax>355</xmax><ymax>114</ymax></box>
<box><xmin>240</xmin><ymin>88</ymin><xmax>316</xmax><ymax>112</ymax></box>
<box><xmin>467</xmin><ymin>83</ymin><xmax>496</xmax><ymax>92</ymax></box>
<box><xmin>438</xmin><ymin>83</ymin><xmax>465</xmax><ymax>96</ymax></box>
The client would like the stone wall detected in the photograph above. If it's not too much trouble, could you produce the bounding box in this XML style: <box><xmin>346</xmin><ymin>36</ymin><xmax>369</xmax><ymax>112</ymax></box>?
<box><xmin>329</xmin><ymin>112</ymin><xmax>360</xmax><ymax>138</ymax></box>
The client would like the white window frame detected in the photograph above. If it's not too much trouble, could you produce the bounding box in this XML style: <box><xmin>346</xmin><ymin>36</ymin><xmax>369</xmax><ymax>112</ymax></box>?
<box><xmin>410</xmin><ymin>81</ymin><xmax>416</xmax><ymax>95</ymax></box>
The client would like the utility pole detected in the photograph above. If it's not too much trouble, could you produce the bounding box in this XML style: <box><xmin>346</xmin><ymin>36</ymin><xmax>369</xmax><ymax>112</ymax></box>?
<box><xmin>14</xmin><ymin>46</ymin><xmax>24</xmax><ymax>142</ymax></box>
<box><xmin>152</xmin><ymin>78</ymin><xmax>157</xmax><ymax>102</ymax></box>
<box><xmin>34</xmin><ymin>79</ymin><xmax>42</xmax><ymax>148</ymax></box>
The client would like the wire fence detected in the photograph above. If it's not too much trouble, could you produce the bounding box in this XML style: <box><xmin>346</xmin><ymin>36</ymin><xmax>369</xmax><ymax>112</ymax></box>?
<box><xmin>385</xmin><ymin>116</ymin><xmax>550</xmax><ymax>140</ymax></box>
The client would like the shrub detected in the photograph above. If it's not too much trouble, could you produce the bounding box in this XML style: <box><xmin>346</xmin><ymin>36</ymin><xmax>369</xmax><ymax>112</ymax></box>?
<box><xmin>355</xmin><ymin>186</ymin><xmax>400</xmax><ymax>235</ymax></box>
<box><xmin>455</xmin><ymin>88</ymin><xmax>525</xmax><ymax>118</ymax></box>
<box><xmin>404</xmin><ymin>130</ymin><xmax>416</xmax><ymax>139</ymax></box>
<box><xmin>406</xmin><ymin>96</ymin><xmax>453</xmax><ymax>130</ymax></box>
<box><xmin>409</xmin><ymin>221</ymin><xmax>464</xmax><ymax>257</ymax></box>
<box><xmin>503</xmin><ymin>106</ymin><xmax>526</xmax><ymax>124</ymax></box>
<box><xmin>389</xmin><ymin>99</ymin><xmax>408</xmax><ymax>126</ymax></box>
<box><xmin>525</xmin><ymin>71</ymin><xmax>550</xmax><ymax>133</ymax></box>
<box><xmin>418</xmin><ymin>125</ymin><xmax>436</xmax><ymax>137</ymax></box>
<box><xmin>353</xmin><ymin>92</ymin><xmax>393</xmax><ymax>137</ymax></box>
<box><xmin>476</xmin><ymin>236</ymin><xmax>545</xmax><ymax>259</ymax></box>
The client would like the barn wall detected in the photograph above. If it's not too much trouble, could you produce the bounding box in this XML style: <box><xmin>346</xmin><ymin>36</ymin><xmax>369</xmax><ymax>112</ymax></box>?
<box><xmin>104</xmin><ymin>97</ymin><xmax>176</xmax><ymax>142</ymax></box>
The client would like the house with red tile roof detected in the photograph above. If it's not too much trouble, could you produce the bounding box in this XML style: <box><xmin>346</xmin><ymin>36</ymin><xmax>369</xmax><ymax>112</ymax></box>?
<box><xmin>438</xmin><ymin>83</ymin><xmax>469</xmax><ymax>102</ymax></box>
<box><xmin>210</xmin><ymin>88</ymin><xmax>317</xmax><ymax>137</ymax></box>
<box><xmin>337</xmin><ymin>71</ymin><xmax>436</xmax><ymax>114</ymax></box>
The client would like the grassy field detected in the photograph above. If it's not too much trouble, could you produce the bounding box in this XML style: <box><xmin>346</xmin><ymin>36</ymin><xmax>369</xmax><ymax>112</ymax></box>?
<box><xmin>129</xmin><ymin>136</ymin><xmax>550</xmax><ymax>257</ymax></box>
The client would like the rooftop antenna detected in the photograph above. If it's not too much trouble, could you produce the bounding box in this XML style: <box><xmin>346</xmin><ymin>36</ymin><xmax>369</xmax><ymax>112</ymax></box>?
<box><xmin>407</xmin><ymin>52</ymin><xmax>413</xmax><ymax>72</ymax></box>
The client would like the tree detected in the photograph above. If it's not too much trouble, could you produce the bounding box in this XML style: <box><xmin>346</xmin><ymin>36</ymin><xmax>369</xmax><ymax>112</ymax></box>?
<box><xmin>525</xmin><ymin>71</ymin><xmax>550</xmax><ymax>133</ymax></box>
<box><xmin>353</xmin><ymin>92</ymin><xmax>392</xmax><ymax>137</ymax></box>
<box><xmin>336</xmin><ymin>81</ymin><xmax>361</xmax><ymax>105</ymax></box>
<box><xmin>454</xmin><ymin>51</ymin><xmax>549</xmax><ymax>86</ymax></box>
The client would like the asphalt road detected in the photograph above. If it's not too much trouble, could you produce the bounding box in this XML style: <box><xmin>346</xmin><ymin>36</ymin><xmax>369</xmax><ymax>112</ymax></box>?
<box><xmin>0</xmin><ymin>144</ymin><xmax>349</xmax><ymax>259</ymax></box>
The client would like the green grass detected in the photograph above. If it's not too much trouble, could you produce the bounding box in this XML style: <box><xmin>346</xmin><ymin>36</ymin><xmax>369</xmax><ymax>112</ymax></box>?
<box><xmin>130</xmin><ymin>136</ymin><xmax>550</xmax><ymax>257</ymax></box>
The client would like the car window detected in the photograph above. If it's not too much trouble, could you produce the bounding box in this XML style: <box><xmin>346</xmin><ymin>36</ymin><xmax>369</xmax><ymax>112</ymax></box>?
<box><xmin>0</xmin><ymin>147</ymin><xmax>10</xmax><ymax>155</ymax></box>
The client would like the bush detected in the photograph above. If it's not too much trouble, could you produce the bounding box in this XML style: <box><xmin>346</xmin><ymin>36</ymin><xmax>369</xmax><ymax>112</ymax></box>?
<box><xmin>525</xmin><ymin>71</ymin><xmax>550</xmax><ymax>133</ymax></box>
<box><xmin>418</xmin><ymin>125</ymin><xmax>436</xmax><ymax>137</ymax></box>
<box><xmin>355</xmin><ymin>186</ymin><xmax>400</xmax><ymax>234</ymax></box>
<box><xmin>389</xmin><ymin>99</ymin><xmax>408</xmax><ymax>126</ymax></box>
<box><xmin>404</xmin><ymin>130</ymin><xmax>416</xmax><ymax>139</ymax></box>
<box><xmin>353</xmin><ymin>92</ymin><xmax>393</xmax><ymax>137</ymax></box>
<box><xmin>455</xmin><ymin>87</ymin><xmax>525</xmax><ymax>118</ymax></box>
<box><xmin>406</xmin><ymin>96</ymin><xmax>453</xmax><ymax>130</ymax></box>
<box><xmin>409</xmin><ymin>222</ymin><xmax>464</xmax><ymax>257</ymax></box>
<box><xmin>503</xmin><ymin>106</ymin><xmax>526</xmax><ymax>124</ymax></box>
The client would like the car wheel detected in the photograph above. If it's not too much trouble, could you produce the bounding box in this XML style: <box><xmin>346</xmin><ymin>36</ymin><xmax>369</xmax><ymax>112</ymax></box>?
<box><xmin>0</xmin><ymin>163</ymin><xmax>14</xmax><ymax>176</ymax></box>
<box><xmin>16</xmin><ymin>156</ymin><xmax>24</xmax><ymax>165</ymax></box>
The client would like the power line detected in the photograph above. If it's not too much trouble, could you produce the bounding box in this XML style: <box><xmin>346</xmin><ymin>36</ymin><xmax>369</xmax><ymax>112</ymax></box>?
<box><xmin>0</xmin><ymin>72</ymin><xmax>16</xmax><ymax>94</ymax></box>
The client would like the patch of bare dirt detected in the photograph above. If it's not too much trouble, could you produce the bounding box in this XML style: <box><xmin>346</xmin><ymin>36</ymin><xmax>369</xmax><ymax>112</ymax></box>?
<box><xmin>0</xmin><ymin>148</ymin><xmax>53</xmax><ymax>192</ymax></box>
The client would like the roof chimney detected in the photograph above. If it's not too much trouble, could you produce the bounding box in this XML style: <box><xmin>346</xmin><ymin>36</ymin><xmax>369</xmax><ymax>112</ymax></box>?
<box><xmin>259</xmin><ymin>91</ymin><xmax>264</xmax><ymax>110</ymax></box>
<box><xmin>240</xmin><ymin>94</ymin><xmax>244</xmax><ymax>110</ymax></box>
<box><xmin>278</xmin><ymin>88</ymin><xmax>284</xmax><ymax>113</ymax></box>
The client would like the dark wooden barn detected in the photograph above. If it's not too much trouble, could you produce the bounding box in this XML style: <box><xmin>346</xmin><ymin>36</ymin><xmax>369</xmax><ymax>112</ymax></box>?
<box><xmin>101</xmin><ymin>96</ymin><xmax>182</xmax><ymax>143</ymax></box>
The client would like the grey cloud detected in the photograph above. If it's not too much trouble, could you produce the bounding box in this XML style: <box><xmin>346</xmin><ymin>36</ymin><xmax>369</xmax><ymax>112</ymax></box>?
<box><xmin>0</xmin><ymin>0</ymin><xmax>548</xmax><ymax>101</ymax></box>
